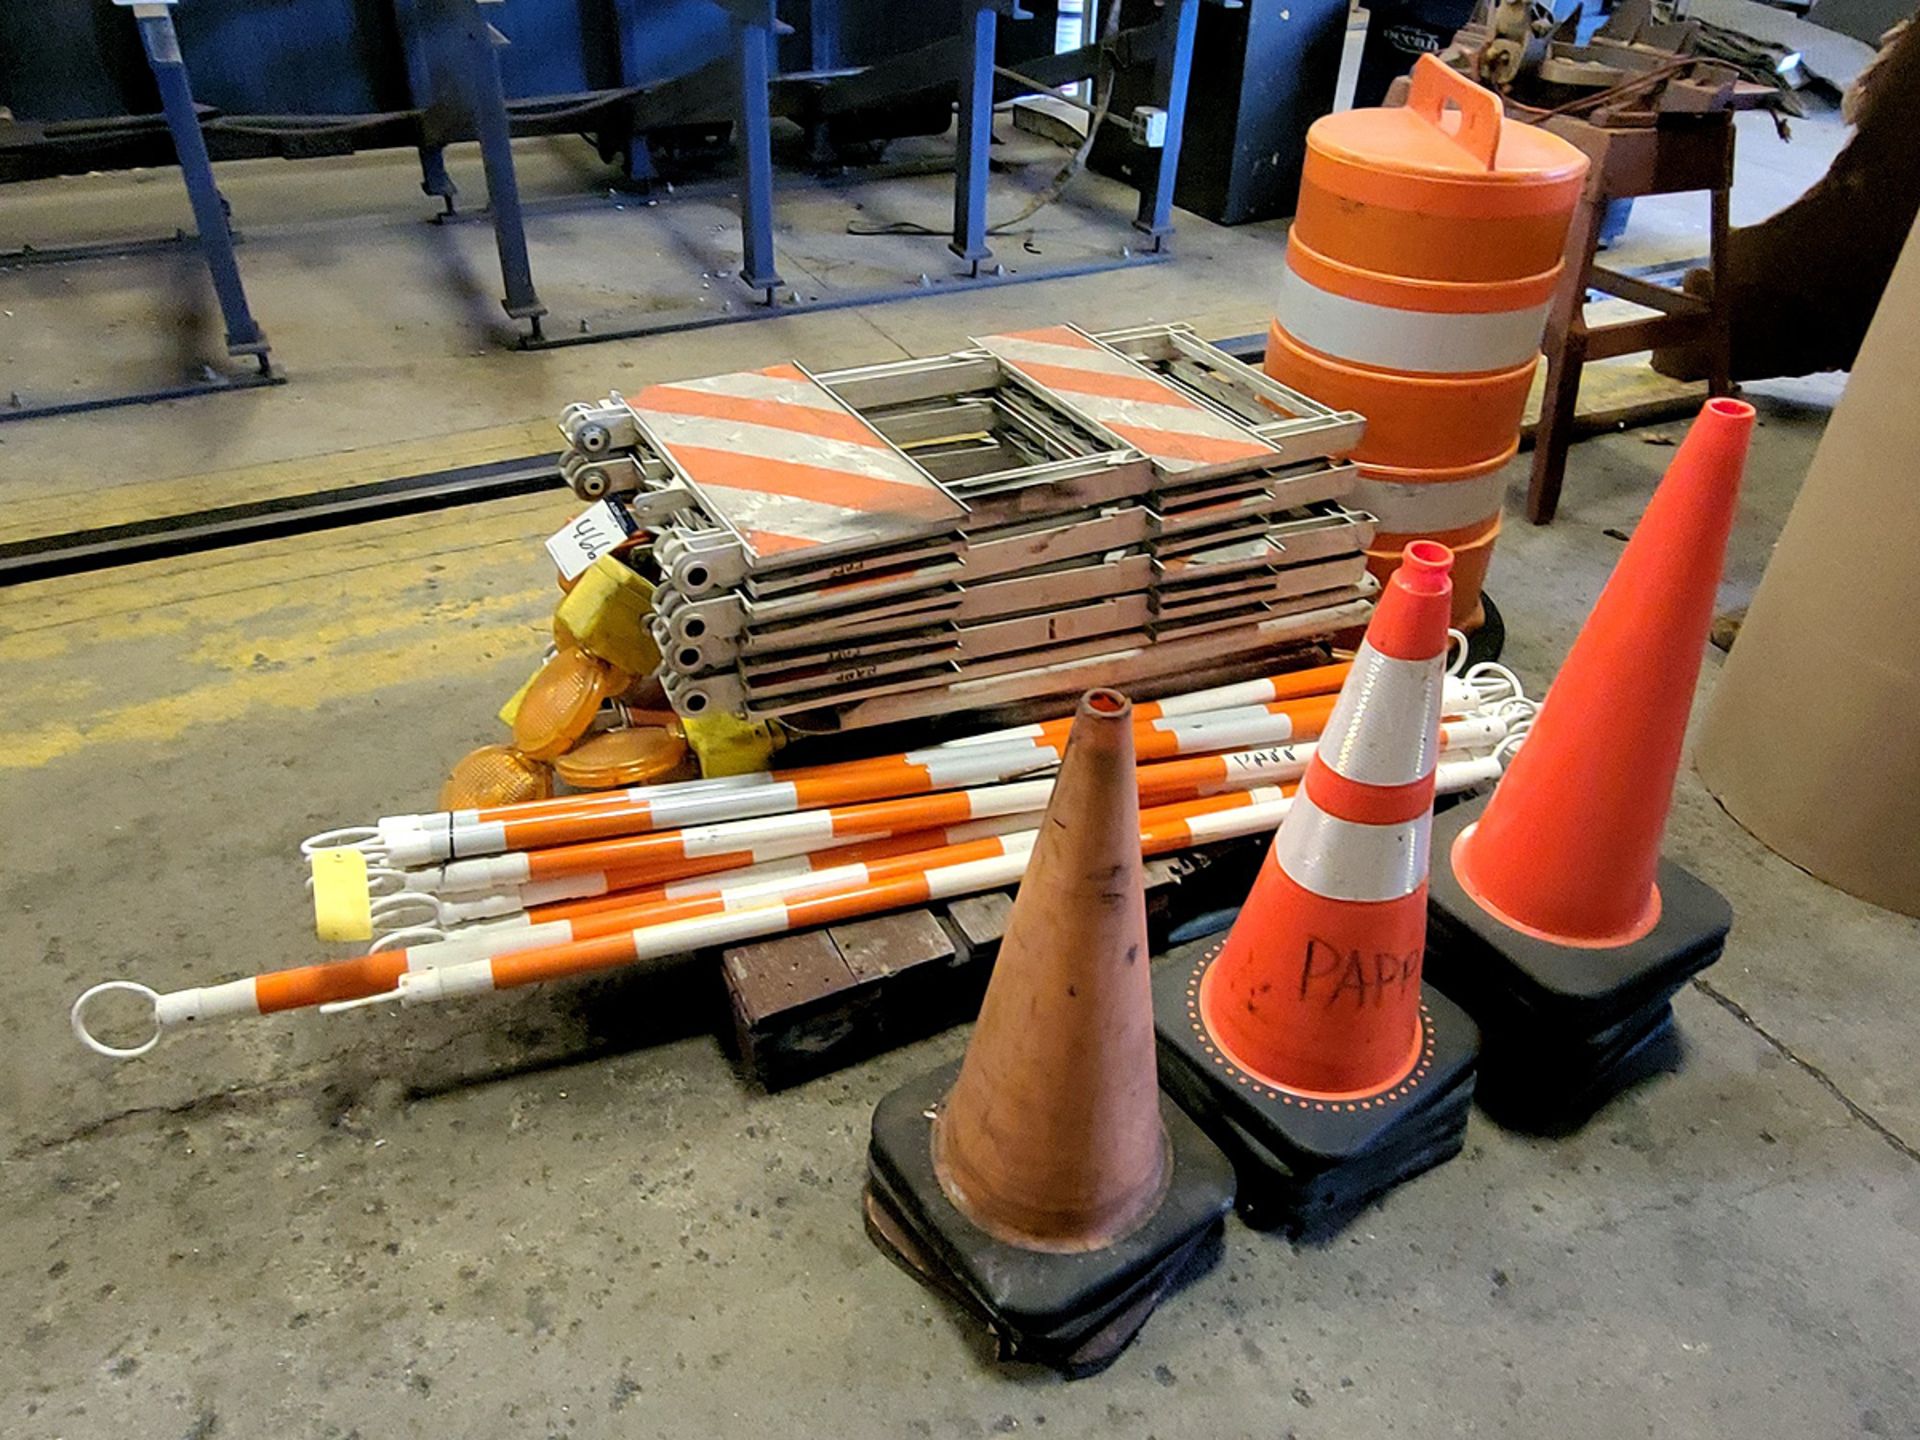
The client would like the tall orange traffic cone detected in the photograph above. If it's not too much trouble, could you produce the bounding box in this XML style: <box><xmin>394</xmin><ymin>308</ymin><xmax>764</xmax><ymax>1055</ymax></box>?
<box><xmin>864</xmin><ymin>690</ymin><xmax>1234</xmax><ymax>1375</ymax></box>
<box><xmin>1154</xmin><ymin>543</ymin><xmax>1482</xmax><ymax>1235</ymax></box>
<box><xmin>1424</xmin><ymin>399</ymin><xmax>1755</xmax><ymax>1128</ymax></box>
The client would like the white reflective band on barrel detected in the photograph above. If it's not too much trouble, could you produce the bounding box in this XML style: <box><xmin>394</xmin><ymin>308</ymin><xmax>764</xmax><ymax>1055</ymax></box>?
<box><xmin>1276</xmin><ymin>265</ymin><xmax>1549</xmax><ymax>376</ymax></box>
<box><xmin>1348</xmin><ymin>472</ymin><xmax>1510</xmax><ymax>534</ymax></box>
<box><xmin>1271</xmin><ymin>787</ymin><xmax>1431</xmax><ymax>903</ymax></box>
<box><xmin>1314</xmin><ymin>643</ymin><xmax>1443</xmax><ymax>787</ymax></box>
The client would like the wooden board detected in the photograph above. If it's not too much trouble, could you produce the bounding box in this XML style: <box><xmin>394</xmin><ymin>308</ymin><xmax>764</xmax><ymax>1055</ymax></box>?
<box><xmin>721</xmin><ymin>843</ymin><xmax>1267</xmax><ymax>1091</ymax></box>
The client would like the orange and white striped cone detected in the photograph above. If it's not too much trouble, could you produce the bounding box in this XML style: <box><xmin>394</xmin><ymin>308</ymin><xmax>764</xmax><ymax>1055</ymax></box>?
<box><xmin>1423</xmin><ymin>399</ymin><xmax>1754</xmax><ymax>1130</ymax></box>
<box><xmin>1152</xmin><ymin>541</ymin><xmax>1482</xmax><ymax>1236</ymax></box>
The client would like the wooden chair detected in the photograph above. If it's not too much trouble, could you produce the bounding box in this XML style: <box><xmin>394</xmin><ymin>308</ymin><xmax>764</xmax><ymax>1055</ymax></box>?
<box><xmin>1527</xmin><ymin>110</ymin><xmax>1736</xmax><ymax>523</ymax></box>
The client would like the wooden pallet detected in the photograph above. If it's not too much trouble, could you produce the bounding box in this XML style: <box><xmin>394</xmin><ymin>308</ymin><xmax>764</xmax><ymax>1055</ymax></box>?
<box><xmin>723</xmin><ymin>838</ymin><xmax>1266</xmax><ymax>1091</ymax></box>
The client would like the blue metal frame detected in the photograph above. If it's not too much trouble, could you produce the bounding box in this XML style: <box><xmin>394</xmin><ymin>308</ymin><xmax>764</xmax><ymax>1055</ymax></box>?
<box><xmin>949</xmin><ymin>1</ymin><xmax>1001</xmax><ymax>269</ymax></box>
<box><xmin>465</xmin><ymin>0</ymin><xmax>548</xmax><ymax>336</ymax></box>
<box><xmin>7</xmin><ymin>1</ymin><xmax>1211</xmax><ymax>384</ymax></box>
<box><xmin>392</xmin><ymin>0</ymin><xmax>461</xmax><ymax>213</ymax></box>
<box><xmin>730</xmin><ymin>2</ymin><xmax>785</xmax><ymax>300</ymax></box>
<box><xmin>129</xmin><ymin>1</ymin><xmax>270</xmax><ymax>369</ymax></box>
<box><xmin>1134</xmin><ymin>0</ymin><xmax>1201</xmax><ymax>247</ymax></box>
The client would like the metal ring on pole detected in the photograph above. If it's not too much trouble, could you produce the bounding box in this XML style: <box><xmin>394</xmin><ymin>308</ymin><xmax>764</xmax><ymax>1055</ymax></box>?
<box><xmin>71</xmin><ymin>981</ymin><xmax>164</xmax><ymax>1060</ymax></box>
<box><xmin>300</xmin><ymin>825</ymin><xmax>387</xmax><ymax>859</ymax></box>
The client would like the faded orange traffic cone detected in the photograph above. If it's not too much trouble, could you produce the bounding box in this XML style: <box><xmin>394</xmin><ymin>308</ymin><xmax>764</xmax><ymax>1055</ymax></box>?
<box><xmin>863</xmin><ymin>690</ymin><xmax>1234</xmax><ymax>1376</ymax></box>
<box><xmin>1154</xmin><ymin>542</ymin><xmax>1482</xmax><ymax>1235</ymax></box>
<box><xmin>1424</xmin><ymin>399</ymin><xmax>1755</xmax><ymax>1128</ymax></box>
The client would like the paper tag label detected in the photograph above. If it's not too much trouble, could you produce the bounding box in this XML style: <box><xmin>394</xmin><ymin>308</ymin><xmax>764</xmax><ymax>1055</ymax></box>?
<box><xmin>545</xmin><ymin>500</ymin><xmax>637</xmax><ymax>581</ymax></box>
<box><xmin>311</xmin><ymin>848</ymin><xmax>374</xmax><ymax>943</ymax></box>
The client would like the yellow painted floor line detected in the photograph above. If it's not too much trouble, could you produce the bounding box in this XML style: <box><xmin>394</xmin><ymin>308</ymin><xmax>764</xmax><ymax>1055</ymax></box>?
<box><xmin>1</xmin><ymin>490</ymin><xmax>579</xmax><ymax>769</ymax></box>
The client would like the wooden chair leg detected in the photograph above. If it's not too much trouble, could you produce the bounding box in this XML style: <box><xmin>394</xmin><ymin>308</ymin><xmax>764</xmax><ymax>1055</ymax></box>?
<box><xmin>1705</xmin><ymin>180</ymin><xmax>1735</xmax><ymax>398</ymax></box>
<box><xmin>1528</xmin><ymin>329</ymin><xmax>1587</xmax><ymax>525</ymax></box>
<box><xmin>1527</xmin><ymin>191</ymin><xmax>1606</xmax><ymax>524</ymax></box>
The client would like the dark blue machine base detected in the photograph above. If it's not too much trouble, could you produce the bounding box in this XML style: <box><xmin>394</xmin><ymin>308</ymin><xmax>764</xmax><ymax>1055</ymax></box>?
<box><xmin>1153</xmin><ymin>940</ymin><xmax>1479</xmax><ymax>1239</ymax></box>
<box><xmin>864</xmin><ymin>1057</ymin><xmax>1234</xmax><ymax>1377</ymax></box>
<box><xmin>1424</xmin><ymin>794</ymin><xmax>1732</xmax><ymax>1131</ymax></box>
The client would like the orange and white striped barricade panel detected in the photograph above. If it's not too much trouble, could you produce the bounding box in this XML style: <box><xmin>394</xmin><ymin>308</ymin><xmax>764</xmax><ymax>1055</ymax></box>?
<box><xmin>658</xmin><ymin>505</ymin><xmax>1156</xmax><ymax>657</ymax></box>
<box><xmin>973</xmin><ymin>325</ymin><xmax>1283</xmax><ymax>480</ymax></box>
<box><xmin>813</xmin><ymin>348</ymin><xmax>1143</xmax><ymax>497</ymax></box>
<box><xmin>680</xmin><ymin>582</ymin><xmax>1376</xmax><ymax>722</ymax></box>
<box><xmin>1091</xmin><ymin>322</ymin><xmax>1369</xmax><ymax>463</ymax></box>
<box><xmin>1158</xmin><ymin>557</ymin><xmax>1370</xmax><ymax>619</ymax></box>
<box><xmin>1150</xmin><ymin>457</ymin><xmax>1356</xmax><ymax>517</ymax></box>
<box><xmin>732</xmin><ymin>564</ymin><xmax>1162</xmax><ymax>684</ymax></box>
<box><xmin>779</xmin><ymin>583</ymin><xmax>1382</xmax><ymax>733</ymax></box>
<box><xmin>1268</xmin><ymin>504</ymin><xmax>1379</xmax><ymax>563</ymax></box>
<box><xmin>672</xmin><ymin>551</ymin><xmax>1160</xmax><ymax>679</ymax></box>
<box><xmin>825</xmin><ymin>586</ymin><xmax>1378</xmax><ymax>733</ymax></box>
<box><xmin>628</xmin><ymin>363</ymin><xmax>966</xmax><ymax>572</ymax></box>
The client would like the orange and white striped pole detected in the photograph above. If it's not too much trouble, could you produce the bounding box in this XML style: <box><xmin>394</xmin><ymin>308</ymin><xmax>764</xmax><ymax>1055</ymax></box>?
<box><xmin>349</xmin><ymin>663</ymin><xmax>1358</xmax><ymax>854</ymax></box>
<box><xmin>330</xmin><ymin>754</ymin><xmax>1501</xmax><ymax>1013</ymax></box>
<box><xmin>394</xmin><ymin>812</ymin><xmax>1042</xmax><ymax>933</ymax></box>
<box><xmin>371</xmin><ymin>781</ymin><xmax>1361</xmax><ymax>970</ymax></box>
<box><xmin>456</xmin><ymin>748</ymin><xmax>1513</xmax><ymax>965</ymax></box>
<box><xmin>361</xmin><ymin>694</ymin><xmax>1350</xmax><ymax>872</ymax></box>
<box><xmin>1197</xmin><ymin>540</ymin><xmax>1455</xmax><ymax>1096</ymax></box>
<box><xmin>418</xmin><ymin>713</ymin><xmax>1509</xmax><ymax>924</ymax></box>
<box><xmin>71</xmin><ymin>751</ymin><xmax>1501</xmax><ymax>1056</ymax></box>
<box><xmin>387</xmin><ymin>715</ymin><xmax>1510</xmax><ymax>911</ymax></box>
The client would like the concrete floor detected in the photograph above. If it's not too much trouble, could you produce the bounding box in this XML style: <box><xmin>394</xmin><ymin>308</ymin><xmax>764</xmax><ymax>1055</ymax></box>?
<box><xmin>2</xmin><ymin>92</ymin><xmax>1915</xmax><ymax>1440</ymax></box>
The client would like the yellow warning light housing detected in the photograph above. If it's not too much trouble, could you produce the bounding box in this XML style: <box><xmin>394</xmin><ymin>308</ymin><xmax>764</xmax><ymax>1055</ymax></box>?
<box><xmin>554</xmin><ymin>724</ymin><xmax>691</xmax><ymax>790</ymax></box>
<box><xmin>553</xmin><ymin>555</ymin><xmax>663</xmax><ymax>677</ymax></box>
<box><xmin>440</xmin><ymin>744</ymin><xmax>556</xmax><ymax>809</ymax></box>
<box><xmin>513</xmin><ymin>646</ymin><xmax>631</xmax><ymax>761</ymax></box>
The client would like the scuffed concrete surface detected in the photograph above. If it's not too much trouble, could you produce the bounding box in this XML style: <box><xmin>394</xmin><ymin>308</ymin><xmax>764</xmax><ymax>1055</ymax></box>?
<box><xmin>2</xmin><ymin>393</ymin><xmax>1916</xmax><ymax>1439</ymax></box>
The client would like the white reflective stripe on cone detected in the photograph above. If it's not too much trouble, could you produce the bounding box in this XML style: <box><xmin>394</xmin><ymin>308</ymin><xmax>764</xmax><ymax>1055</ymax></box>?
<box><xmin>1348</xmin><ymin>472</ymin><xmax>1509</xmax><ymax>534</ymax></box>
<box><xmin>1313</xmin><ymin>643</ymin><xmax>1444</xmax><ymax>787</ymax></box>
<box><xmin>1276</xmin><ymin>265</ymin><xmax>1549</xmax><ymax>375</ymax></box>
<box><xmin>1270</xmin><ymin>787</ymin><xmax>1431</xmax><ymax>903</ymax></box>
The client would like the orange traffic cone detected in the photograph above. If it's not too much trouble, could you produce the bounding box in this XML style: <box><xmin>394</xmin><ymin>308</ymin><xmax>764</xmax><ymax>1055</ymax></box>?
<box><xmin>864</xmin><ymin>690</ymin><xmax>1234</xmax><ymax>1375</ymax></box>
<box><xmin>1424</xmin><ymin>399</ymin><xmax>1755</xmax><ymax>1128</ymax></box>
<box><xmin>1154</xmin><ymin>543</ymin><xmax>1482</xmax><ymax>1235</ymax></box>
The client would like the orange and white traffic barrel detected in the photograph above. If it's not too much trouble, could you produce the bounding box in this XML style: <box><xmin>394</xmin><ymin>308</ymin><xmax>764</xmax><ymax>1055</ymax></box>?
<box><xmin>1265</xmin><ymin>55</ymin><xmax>1587</xmax><ymax>626</ymax></box>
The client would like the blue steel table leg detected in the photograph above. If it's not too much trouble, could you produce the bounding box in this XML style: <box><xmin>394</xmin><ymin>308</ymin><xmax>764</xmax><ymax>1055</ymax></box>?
<box><xmin>1133</xmin><ymin>0</ymin><xmax>1199</xmax><ymax>249</ymax></box>
<box><xmin>733</xmin><ymin>13</ymin><xmax>784</xmax><ymax>302</ymax></box>
<box><xmin>129</xmin><ymin>3</ymin><xmax>270</xmax><ymax>370</ymax></box>
<box><xmin>465</xmin><ymin>0</ymin><xmax>547</xmax><ymax>337</ymax></box>
<box><xmin>393</xmin><ymin>0</ymin><xmax>460</xmax><ymax>213</ymax></box>
<box><xmin>607</xmin><ymin>0</ymin><xmax>659</xmax><ymax>190</ymax></box>
<box><xmin>950</xmin><ymin>1</ymin><xmax>999</xmax><ymax>271</ymax></box>
<box><xmin>418</xmin><ymin>146</ymin><xmax>458</xmax><ymax>214</ymax></box>
<box><xmin>802</xmin><ymin>2</ymin><xmax>842</xmax><ymax>171</ymax></box>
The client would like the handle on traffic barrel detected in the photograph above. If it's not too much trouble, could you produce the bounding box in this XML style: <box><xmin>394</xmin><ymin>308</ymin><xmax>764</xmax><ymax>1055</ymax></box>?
<box><xmin>1407</xmin><ymin>54</ymin><xmax>1503</xmax><ymax>172</ymax></box>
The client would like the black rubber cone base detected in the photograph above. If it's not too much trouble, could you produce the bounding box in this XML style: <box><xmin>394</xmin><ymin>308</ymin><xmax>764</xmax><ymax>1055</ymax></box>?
<box><xmin>864</xmin><ymin>1058</ymin><xmax>1234</xmax><ymax>1378</ymax></box>
<box><xmin>1151</xmin><ymin>938</ymin><xmax>1480</xmax><ymax>1240</ymax></box>
<box><xmin>1424</xmin><ymin>795</ymin><xmax>1732</xmax><ymax>1131</ymax></box>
